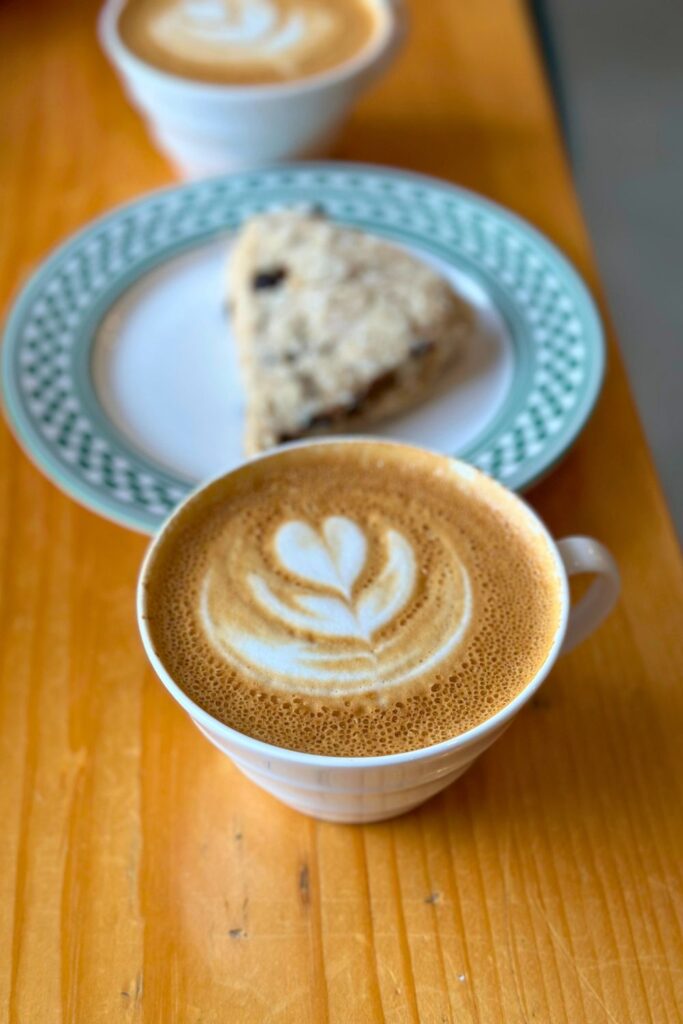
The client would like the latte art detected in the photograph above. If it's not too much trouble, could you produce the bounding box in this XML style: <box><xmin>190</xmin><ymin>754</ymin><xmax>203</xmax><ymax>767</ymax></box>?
<box><xmin>200</xmin><ymin>515</ymin><xmax>472</xmax><ymax>697</ymax></box>
<box><xmin>118</xmin><ymin>0</ymin><xmax>383</xmax><ymax>85</ymax></box>
<box><xmin>145</xmin><ymin>443</ymin><xmax>562</xmax><ymax>756</ymax></box>
<box><xmin>149</xmin><ymin>1</ymin><xmax>328</xmax><ymax>75</ymax></box>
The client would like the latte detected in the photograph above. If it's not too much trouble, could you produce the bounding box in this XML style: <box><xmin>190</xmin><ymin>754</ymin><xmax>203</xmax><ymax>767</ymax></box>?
<box><xmin>143</xmin><ymin>443</ymin><xmax>563</xmax><ymax>756</ymax></box>
<box><xmin>117</xmin><ymin>0</ymin><xmax>385</xmax><ymax>86</ymax></box>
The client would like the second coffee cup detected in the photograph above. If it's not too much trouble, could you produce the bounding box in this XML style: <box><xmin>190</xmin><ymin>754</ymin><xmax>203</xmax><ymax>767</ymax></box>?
<box><xmin>99</xmin><ymin>0</ymin><xmax>406</xmax><ymax>177</ymax></box>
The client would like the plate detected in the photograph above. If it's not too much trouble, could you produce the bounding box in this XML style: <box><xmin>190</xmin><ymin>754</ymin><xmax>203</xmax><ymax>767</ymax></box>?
<box><xmin>1</xmin><ymin>163</ymin><xmax>604</xmax><ymax>533</ymax></box>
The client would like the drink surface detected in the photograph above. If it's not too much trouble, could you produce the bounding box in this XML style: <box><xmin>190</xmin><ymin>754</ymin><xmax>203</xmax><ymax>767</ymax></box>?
<box><xmin>144</xmin><ymin>443</ymin><xmax>563</xmax><ymax>756</ymax></box>
<box><xmin>117</xmin><ymin>0</ymin><xmax>384</xmax><ymax>85</ymax></box>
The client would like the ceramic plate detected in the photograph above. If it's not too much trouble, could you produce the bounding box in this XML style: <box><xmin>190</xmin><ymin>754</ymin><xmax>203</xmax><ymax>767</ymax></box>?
<box><xmin>1</xmin><ymin>163</ymin><xmax>604</xmax><ymax>533</ymax></box>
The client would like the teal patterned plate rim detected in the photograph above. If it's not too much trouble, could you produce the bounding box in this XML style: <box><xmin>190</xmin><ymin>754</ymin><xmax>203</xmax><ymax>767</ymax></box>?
<box><xmin>1</xmin><ymin>162</ymin><xmax>605</xmax><ymax>534</ymax></box>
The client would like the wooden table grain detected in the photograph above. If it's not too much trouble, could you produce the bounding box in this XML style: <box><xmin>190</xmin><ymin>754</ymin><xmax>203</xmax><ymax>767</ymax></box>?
<box><xmin>1</xmin><ymin>1</ymin><xmax>682</xmax><ymax>1021</ymax></box>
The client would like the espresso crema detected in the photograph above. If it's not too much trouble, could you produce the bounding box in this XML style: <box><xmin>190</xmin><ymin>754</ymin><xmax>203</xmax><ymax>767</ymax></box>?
<box><xmin>144</xmin><ymin>444</ymin><xmax>563</xmax><ymax>756</ymax></box>
<box><xmin>118</xmin><ymin>0</ymin><xmax>385</xmax><ymax>85</ymax></box>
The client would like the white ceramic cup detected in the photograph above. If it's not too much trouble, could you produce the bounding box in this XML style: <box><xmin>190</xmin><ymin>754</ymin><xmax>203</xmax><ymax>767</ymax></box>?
<box><xmin>137</xmin><ymin>439</ymin><xmax>620</xmax><ymax>824</ymax></box>
<box><xmin>98</xmin><ymin>0</ymin><xmax>405</xmax><ymax>178</ymax></box>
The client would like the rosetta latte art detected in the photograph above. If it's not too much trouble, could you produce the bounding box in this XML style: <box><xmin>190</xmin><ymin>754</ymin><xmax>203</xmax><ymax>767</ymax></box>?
<box><xmin>147</xmin><ymin>0</ymin><xmax>342</xmax><ymax>75</ymax></box>
<box><xmin>199</xmin><ymin>515</ymin><xmax>473</xmax><ymax>698</ymax></box>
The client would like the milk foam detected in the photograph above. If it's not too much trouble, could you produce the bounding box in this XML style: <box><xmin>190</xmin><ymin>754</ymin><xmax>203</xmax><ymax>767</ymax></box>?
<box><xmin>147</xmin><ymin>0</ymin><xmax>347</xmax><ymax>75</ymax></box>
<box><xmin>199</xmin><ymin>515</ymin><xmax>472</xmax><ymax>697</ymax></box>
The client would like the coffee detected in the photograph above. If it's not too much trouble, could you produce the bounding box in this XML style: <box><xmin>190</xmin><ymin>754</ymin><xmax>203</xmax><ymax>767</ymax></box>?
<box><xmin>143</xmin><ymin>443</ymin><xmax>563</xmax><ymax>756</ymax></box>
<box><xmin>117</xmin><ymin>0</ymin><xmax>385</xmax><ymax>86</ymax></box>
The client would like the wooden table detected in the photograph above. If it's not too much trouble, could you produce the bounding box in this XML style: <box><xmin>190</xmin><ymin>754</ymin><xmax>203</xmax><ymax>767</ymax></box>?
<box><xmin>1</xmin><ymin>1</ymin><xmax>682</xmax><ymax>1021</ymax></box>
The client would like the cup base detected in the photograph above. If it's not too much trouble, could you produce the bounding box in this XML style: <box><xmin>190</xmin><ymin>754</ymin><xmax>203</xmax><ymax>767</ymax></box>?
<box><xmin>149</xmin><ymin>119</ymin><xmax>344</xmax><ymax>180</ymax></box>
<box><xmin>196</xmin><ymin>722</ymin><xmax>474</xmax><ymax>824</ymax></box>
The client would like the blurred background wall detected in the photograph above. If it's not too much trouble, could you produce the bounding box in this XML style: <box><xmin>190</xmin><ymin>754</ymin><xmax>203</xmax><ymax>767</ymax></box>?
<box><xmin>539</xmin><ymin>0</ymin><xmax>682</xmax><ymax>539</ymax></box>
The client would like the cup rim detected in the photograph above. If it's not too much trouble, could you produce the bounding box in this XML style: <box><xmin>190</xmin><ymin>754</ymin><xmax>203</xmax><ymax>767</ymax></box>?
<box><xmin>99</xmin><ymin>0</ymin><xmax>400</xmax><ymax>99</ymax></box>
<box><xmin>137</xmin><ymin>437</ymin><xmax>570</xmax><ymax>767</ymax></box>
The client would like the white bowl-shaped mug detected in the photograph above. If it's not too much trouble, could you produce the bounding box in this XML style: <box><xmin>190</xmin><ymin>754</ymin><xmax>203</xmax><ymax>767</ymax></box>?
<box><xmin>99</xmin><ymin>0</ymin><xmax>406</xmax><ymax>178</ymax></box>
<box><xmin>137</xmin><ymin>439</ymin><xmax>620</xmax><ymax>824</ymax></box>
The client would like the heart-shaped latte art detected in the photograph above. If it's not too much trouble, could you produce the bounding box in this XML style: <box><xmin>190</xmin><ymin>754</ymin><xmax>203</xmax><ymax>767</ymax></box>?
<box><xmin>254</xmin><ymin>516</ymin><xmax>417</xmax><ymax>641</ymax></box>
<box><xmin>275</xmin><ymin>516</ymin><xmax>367</xmax><ymax>597</ymax></box>
<box><xmin>199</xmin><ymin>514</ymin><xmax>473</xmax><ymax>698</ymax></box>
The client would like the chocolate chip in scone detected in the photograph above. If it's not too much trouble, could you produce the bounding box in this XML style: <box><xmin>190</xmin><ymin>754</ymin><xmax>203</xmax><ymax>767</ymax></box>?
<box><xmin>307</xmin><ymin>412</ymin><xmax>334</xmax><ymax>430</ymax></box>
<box><xmin>307</xmin><ymin>405</ymin><xmax>349</xmax><ymax>429</ymax></box>
<box><xmin>410</xmin><ymin>339</ymin><xmax>436</xmax><ymax>358</ymax></box>
<box><xmin>298</xmin><ymin>372</ymin><xmax>319</xmax><ymax>398</ymax></box>
<box><xmin>363</xmin><ymin>370</ymin><xmax>398</xmax><ymax>402</ymax></box>
<box><xmin>342</xmin><ymin>373</ymin><xmax>398</xmax><ymax>421</ymax></box>
<box><xmin>252</xmin><ymin>266</ymin><xmax>288</xmax><ymax>290</ymax></box>
<box><xmin>274</xmin><ymin>404</ymin><xmax>344</xmax><ymax>444</ymax></box>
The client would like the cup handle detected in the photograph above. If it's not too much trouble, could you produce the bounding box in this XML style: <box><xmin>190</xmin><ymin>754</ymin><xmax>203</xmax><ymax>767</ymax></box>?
<box><xmin>556</xmin><ymin>537</ymin><xmax>620</xmax><ymax>655</ymax></box>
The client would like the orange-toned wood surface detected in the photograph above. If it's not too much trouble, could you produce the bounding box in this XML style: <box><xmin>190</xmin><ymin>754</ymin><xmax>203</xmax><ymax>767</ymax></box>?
<box><xmin>1</xmin><ymin>1</ymin><xmax>682</xmax><ymax>1021</ymax></box>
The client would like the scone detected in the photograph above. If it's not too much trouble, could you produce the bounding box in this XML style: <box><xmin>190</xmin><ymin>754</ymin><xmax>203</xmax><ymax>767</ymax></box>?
<box><xmin>228</xmin><ymin>209</ymin><xmax>472</xmax><ymax>453</ymax></box>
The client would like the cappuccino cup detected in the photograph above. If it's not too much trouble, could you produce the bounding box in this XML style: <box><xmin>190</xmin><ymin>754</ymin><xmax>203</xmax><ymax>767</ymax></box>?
<box><xmin>99</xmin><ymin>0</ymin><xmax>405</xmax><ymax>178</ymax></box>
<box><xmin>137</xmin><ymin>439</ymin><xmax>620</xmax><ymax>823</ymax></box>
